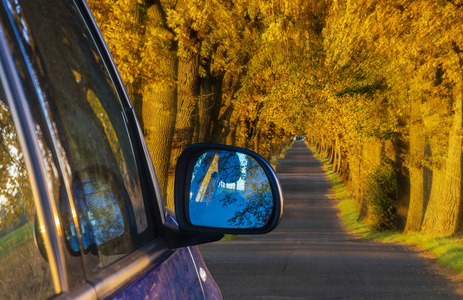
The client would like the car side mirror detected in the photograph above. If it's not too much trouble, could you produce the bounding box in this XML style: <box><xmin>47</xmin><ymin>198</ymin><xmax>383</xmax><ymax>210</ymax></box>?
<box><xmin>175</xmin><ymin>143</ymin><xmax>284</xmax><ymax>234</ymax></box>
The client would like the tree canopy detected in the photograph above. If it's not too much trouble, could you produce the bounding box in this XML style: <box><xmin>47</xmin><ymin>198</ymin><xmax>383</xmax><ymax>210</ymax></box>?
<box><xmin>88</xmin><ymin>0</ymin><xmax>463</xmax><ymax>236</ymax></box>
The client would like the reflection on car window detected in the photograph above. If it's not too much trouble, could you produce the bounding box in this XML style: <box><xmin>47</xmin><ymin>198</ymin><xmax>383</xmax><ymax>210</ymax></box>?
<box><xmin>0</xmin><ymin>86</ymin><xmax>54</xmax><ymax>298</ymax></box>
<box><xmin>7</xmin><ymin>0</ymin><xmax>154</xmax><ymax>274</ymax></box>
<box><xmin>190</xmin><ymin>151</ymin><xmax>273</xmax><ymax>228</ymax></box>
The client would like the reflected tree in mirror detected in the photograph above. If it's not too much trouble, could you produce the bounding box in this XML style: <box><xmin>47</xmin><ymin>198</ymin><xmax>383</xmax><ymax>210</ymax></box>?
<box><xmin>74</xmin><ymin>168</ymin><xmax>126</xmax><ymax>247</ymax></box>
<box><xmin>60</xmin><ymin>166</ymin><xmax>132</xmax><ymax>258</ymax></box>
<box><xmin>189</xmin><ymin>150</ymin><xmax>273</xmax><ymax>229</ymax></box>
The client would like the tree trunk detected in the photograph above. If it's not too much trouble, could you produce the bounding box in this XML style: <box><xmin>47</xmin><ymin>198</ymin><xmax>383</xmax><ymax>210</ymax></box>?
<box><xmin>226</xmin><ymin>110</ymin><xmax>240</xmax><ymax>146</ymax></box>
<box><xmin>328</xmin><ymin>142</ymin><xmax>335</xmax><ymax>164</ymax></box>
<box><xmin>340</xmin><ymin>151</ymin><xmax>349</xmax><ymax>182</ymax></box>
<box><xmin>166</xmin><ymin>35</ymin><xmax>201</xmax><ymax>208</ymax></box>
<box><xmin>422</xmin><ymin>89</ymin><xmax>463</xmax><ymax>235</ymax></box>
<box><xmin>128</xmin><ymin>1</ymin><xmax>150</xmax><ymax>127</ymax></box>
<box><xmin>192</xmin><ymin>104</ymin><xmax>201</xmax><ymax>144</ymax></box>
<box><xmin>142</xmin><ymin>2</ymin><xmax>177</xmax><ymax>202</ymax></box>
<box><xmin>208</xmin><ymin>74</ymin><xmax>224</xmax><ymax>142</ymax></box>
<box><xmin>254</xmin><ymin>129</ymin><xmax>261</xmax><ymax>154</ymax></box>
<box><xmin>333</xmin><ymin>135</ymin><xmax>341</xmax><ymax>173</ymax></box>
<box><xmin>394</xmin><ymin>138</ymin><xmax>410</xmax><ymax>231</ymax></box>
<box><xmin>198</xmin><ymin>56</ymin><xmax>214</xmax><ymax>142</ymax></box>
<box><xmin>404</xmin><ymin>99</ymin><xmax>426</xmax><ymax>232</ymax></box>
<box><xmin>210</xmin><ymin>71</ymin><xmax>239</xmax><ymax>143</ymax></box>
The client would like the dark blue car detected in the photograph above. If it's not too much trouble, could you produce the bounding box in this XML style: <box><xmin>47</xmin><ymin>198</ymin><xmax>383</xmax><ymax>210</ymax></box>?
<box><xmin>0</xmin><ymin>0</ymin><xmax>283</xmax><ymax>298</ymax></box>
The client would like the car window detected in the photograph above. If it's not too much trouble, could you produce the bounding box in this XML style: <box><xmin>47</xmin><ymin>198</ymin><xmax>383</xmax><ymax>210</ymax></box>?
<box><xmin>5</xmin><ymin>0</ymin><xmax>156</xmax><ymax>276</ymax></box>
<box><xmin>0</xmin><ymin>83</ymin><xmax>55</xmax><ymax>298</ymax></box>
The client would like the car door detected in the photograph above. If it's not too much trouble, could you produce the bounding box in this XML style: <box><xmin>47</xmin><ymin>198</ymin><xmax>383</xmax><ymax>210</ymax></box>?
<box><xmin>0</xmin><ymin>0</ymin><xmax>212</xmax><ymax>298</ymax></box>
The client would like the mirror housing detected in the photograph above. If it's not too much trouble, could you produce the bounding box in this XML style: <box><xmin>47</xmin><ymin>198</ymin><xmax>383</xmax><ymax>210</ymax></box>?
<box><xmin>175</xmin><ymin>143</ymin><xmax>284</xmax><ymax>235</ymax></box>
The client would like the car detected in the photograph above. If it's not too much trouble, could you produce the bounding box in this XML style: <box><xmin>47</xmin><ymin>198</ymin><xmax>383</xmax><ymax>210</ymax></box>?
<box><xmin>0</xmin><ymin>0</ymin><xmax>283</xmax><ymax>299</ymax></box>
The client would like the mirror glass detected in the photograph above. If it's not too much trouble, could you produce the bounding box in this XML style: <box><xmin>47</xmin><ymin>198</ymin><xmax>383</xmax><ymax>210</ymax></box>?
<box><xmin>189</xmin><ymin>150</ymin><xmax>274</xmax><ymax>229</ymax></box>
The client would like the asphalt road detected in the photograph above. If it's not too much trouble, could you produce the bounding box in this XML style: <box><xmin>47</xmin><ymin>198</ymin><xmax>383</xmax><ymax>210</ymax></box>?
<box><xmin>199</xmin><ymin>141</ymin><xmax>463</xmax><ymax>299</ymax></box>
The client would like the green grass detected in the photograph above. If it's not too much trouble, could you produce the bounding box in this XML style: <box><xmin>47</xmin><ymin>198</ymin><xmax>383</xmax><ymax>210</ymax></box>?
<box><xmin>311</xmin><ymin>146</ymin><xmax>463</xmax><ymax>274</ymax></box>
<box><xmin>221</xmin><ymin>234</ymin><xmax>239</xmax><ymax>241</ymax></box>
<box><xmin>270</xmin><ymin>156</ymin><xmax>280</xmax><ymax>170</ymax></box>
<box><xmin>0</xmin><ymin>222</ymin><xmax>34</xmax><ymax>256</ymax></box>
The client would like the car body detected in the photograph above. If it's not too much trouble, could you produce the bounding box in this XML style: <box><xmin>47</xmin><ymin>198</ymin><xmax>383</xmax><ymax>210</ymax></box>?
<box><xmin>0</xmin><ymin>0</ymin><xmax>283</xmax><ymax>299</ymax></box>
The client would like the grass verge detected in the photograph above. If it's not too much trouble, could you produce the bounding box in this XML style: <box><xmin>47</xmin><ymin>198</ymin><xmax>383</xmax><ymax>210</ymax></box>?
<box><xmin>221</xmin><ymin>235</ymin><xmax>239</xmax><ymax>241</ymax></box>
<box><xmin>311</xmin><ymin>148</ymin><xmax>463</xmax><ymax>275</ymax></box>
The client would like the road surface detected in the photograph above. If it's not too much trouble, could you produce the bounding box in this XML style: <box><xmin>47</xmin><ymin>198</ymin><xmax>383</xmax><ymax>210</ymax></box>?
<box><xmin>199</xmin><ymin>142</ymin><xmax>462</xmax><ymax>299</ymax></box>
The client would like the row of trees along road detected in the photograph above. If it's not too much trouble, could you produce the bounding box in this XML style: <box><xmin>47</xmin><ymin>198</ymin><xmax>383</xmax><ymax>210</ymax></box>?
<box><xmin>89</xmin><ymin>0</ymin><xmax>463</xmax><ymax>237</ymax></box>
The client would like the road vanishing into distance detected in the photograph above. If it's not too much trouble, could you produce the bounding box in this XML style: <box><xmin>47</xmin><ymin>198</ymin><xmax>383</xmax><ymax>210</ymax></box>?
<box><xmin>199</xmin><ymin>142</ymin><xmax>463</xmax><ymax>299</ymax></box>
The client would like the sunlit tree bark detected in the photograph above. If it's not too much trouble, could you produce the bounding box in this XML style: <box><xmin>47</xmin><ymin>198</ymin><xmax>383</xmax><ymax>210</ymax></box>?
<box><xmin>404</xmin><ymin>98</ymin><xmax>426</xmax><ymax>233</ymax></box>
<box><xmin>422</xmin><ymin>92</ymin><xmax>463</xmax><ymax>235</ymax></box>
<box><xmin>166</xmin><ymin>26</ymin><xmax>202</xmax><ymax>207</ymax></box>
<box><xmin>142</xmin><ymin>1</ymin><xmax>178</xmax><ymax>199</ymax></box>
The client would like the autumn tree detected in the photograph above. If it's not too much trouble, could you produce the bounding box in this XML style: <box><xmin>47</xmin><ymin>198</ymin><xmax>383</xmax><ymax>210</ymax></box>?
<box><xmin>87</xmin><ymin>0</ymin><xmax>463</xmax><ymax>238</ymax></box>
<box><xmin>88</xmin><ymin>0</ymin><xmax>179</xmax><ymax>204</ymax></box>
<box><xmin>312</xmin><ymin>0</ymin><xmax>463</xmax><ymax>235</ymax></box>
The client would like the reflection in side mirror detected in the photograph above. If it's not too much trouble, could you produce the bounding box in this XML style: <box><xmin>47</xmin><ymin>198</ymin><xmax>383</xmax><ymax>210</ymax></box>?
<box><xmin>188</xmin><ymin>150</ymin><xmax>274</xmax><ymax>229</ymax></box>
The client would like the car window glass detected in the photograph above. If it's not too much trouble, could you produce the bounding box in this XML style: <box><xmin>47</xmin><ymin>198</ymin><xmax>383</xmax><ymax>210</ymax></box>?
<box><xmin>6</xmin><ymin>0</ymin><xmax>154</xmax><ymax>274</ymax></box>
<box><xmin>0</xmin><ymin>85</ymin><xmax>54</xmax><ymax>298</ymax></box>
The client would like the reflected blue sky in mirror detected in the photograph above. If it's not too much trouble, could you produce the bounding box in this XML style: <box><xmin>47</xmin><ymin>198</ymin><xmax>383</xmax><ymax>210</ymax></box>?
<box><xmin>189</xmin><ymin>151</ymin><xmax>273</xmax><ymax>229</ymax></box>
